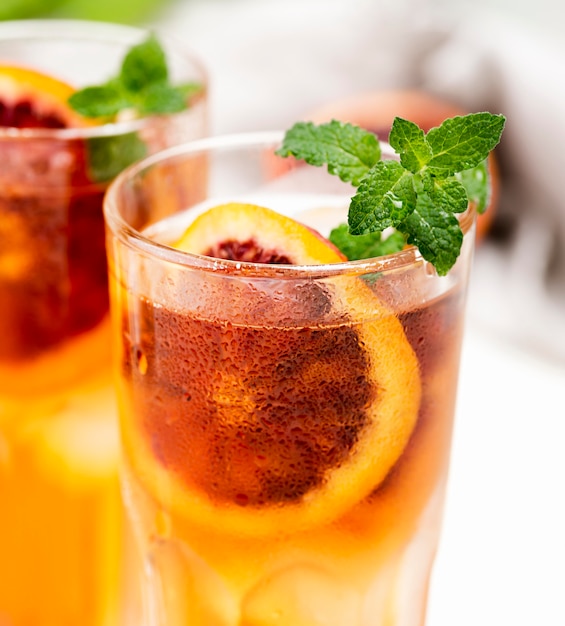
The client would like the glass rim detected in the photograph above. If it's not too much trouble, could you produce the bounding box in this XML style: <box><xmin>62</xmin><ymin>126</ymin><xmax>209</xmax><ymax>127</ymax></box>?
<box><xmin>0</xmin><ymin>19</ymin><xmax>208</xmax><ymax>141</ymax></box>
<box><xmin>104</xmin><ymin>131</ymin><xmax>475</xmax><ymax>279</ymax></box>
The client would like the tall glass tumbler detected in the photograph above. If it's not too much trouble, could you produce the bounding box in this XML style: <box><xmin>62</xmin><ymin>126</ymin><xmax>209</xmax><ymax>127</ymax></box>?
<box><xmin>0</xmin><ymin>20</ymin><xmax>207</xmax><ymax>626</ymax></box>
<box><xmin>105</xmin><ymin>132</ymin><xmax>474</xmax><ymax>626</ymax></box>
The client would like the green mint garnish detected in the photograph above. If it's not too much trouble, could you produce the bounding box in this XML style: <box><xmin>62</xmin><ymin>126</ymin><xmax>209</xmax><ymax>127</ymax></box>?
<box><xmin>329</xmin><ymin>224</ymin><xmax>406</xmax><ymax>260</ymax></box>
<box><xmin>86</xmin><ymin>132</ymin><xmax>147</xmax><ymax>183</ymax></box>
<box><xmin>456</xmin><ymin>158</ymin><xmax>490</xmax><ymax>213</ymax></box>
<box><xmin>277</xmin><ymin>114</ymin><xmax>505</xmax><ymax>275</ymax></box>
<box><xmin>277</xmin><ymin>119</ymin><xmax>382</xmax><ymax>186</ymax></box>
<box><xmin>68</xmin><ymin>34</ymin><xmax>202</xmax><ymax>120</ymax></box>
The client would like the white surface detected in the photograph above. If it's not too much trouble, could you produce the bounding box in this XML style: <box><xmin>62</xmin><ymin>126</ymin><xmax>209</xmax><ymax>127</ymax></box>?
<box><xmin>151</xmin><ymin>1</ymin><xmax>565</xmax><ymax>623</ymax></box>
<box><xmin>430</xmin><ymin>317</ymin><xmax>565</xmax><ymax>626</ymax></box>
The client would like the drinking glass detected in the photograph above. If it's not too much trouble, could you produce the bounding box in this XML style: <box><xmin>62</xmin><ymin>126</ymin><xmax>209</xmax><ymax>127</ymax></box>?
<box><xmin>0</xmin><ymin>19</ymin><xmax>207</xmax><ymax>626</ymax></box>
<box><xmin>104</xmin><ymin>132</ymin><xmax>474</xmax><ymax>626</ymax></box>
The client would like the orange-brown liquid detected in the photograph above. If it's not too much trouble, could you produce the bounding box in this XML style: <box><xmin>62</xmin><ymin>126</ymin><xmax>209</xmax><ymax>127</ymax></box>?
<box><xmin>0</xmin><ymin>142</ymin><xmax>108</xmax><ymax>361</ymax></box>
<box><xmin>0</xmin><ymin>163</ymin><xmax>122</xmax><ymax>625</ymax></box>
<box><xmin>116</xmin><ymin>276</ymin><xmax>465</xmax><ymax>625</ymax></box>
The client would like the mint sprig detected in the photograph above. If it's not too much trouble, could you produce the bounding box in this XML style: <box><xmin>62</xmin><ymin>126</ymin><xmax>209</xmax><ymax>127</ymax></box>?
<box><xmin>277</xmin><ymin>114</ymin><xmax>505</xmax><ymax>275</ymax></box>
<box><xmin>68</xmin><ymin>34</ymin><xmax>202</xmax><ymax>120</ymax></box>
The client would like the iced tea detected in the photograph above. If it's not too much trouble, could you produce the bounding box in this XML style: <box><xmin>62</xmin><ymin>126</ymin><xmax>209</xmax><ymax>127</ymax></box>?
<box><xmin>105</xmin><ymin>134</ymin><xmax>475</xmax><ymax>626</ymax></box>
<box><xmin>0</xmin><ymin>20</ymin><xmax>207</xmax><ymax>626</ymax></box>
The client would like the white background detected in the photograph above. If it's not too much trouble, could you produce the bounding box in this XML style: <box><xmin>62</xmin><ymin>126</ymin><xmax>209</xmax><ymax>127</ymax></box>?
<box><xmin>152</xmin><ymin>2</ymin><xmax>565</xmax><ymax>624</ymax></box>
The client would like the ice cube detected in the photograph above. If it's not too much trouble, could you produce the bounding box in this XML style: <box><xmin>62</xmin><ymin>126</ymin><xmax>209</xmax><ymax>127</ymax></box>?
<box><xmin>241</xmin><ymin>564</ymin><xmax>361</xmax><ymax>626</ymax></box>
<box><xmin>147</xmin><ymin>537</ymin><xmax>239</xmax><ymax>626</ymax></box>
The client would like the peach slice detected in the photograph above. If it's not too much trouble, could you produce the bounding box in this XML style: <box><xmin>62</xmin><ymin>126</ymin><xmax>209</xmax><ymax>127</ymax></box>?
<box><xmin>123</xmin><ymin>203</ymin><xmax>421</xmax><ymax>536</ymax></box>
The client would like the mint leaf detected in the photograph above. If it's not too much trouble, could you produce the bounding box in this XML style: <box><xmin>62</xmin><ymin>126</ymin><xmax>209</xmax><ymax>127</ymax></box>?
<box><xmin>425</xmin><ymin>113</ymin><xmax>506</xmax><ymax>177</ymax></box>
<box><xmin>275</xmin><ymin>120</ymin><xmax>381</xmax><ymax>186</ymax></box>
<box><xmin>400</xmin><ymin>191</ymin><xmax>463</xmax><ymax>276</ymax></box>
<box><xmin>86</xmin><ymin>132</ymin><xmax>147</xmax><ymax>182</ymax></box>
<box><xmin>120</xmin><ymin>34</ymin><xmax>168</xmax><ymax>92</ymax></box>
<box><xmin>138</xmin><ymin>83</ymin><xmax>188</xmax><ymax>114</ymax></box>
<box><xmin>68</xmin><ymin>34</ymin><xmax>202</xmax><ymax>121</ymax></box>
<box><xmin>388</xmin><ymin>117</ymin><xmax>432</xmax><ymax>173</ymax></box>
<box><xmin>457</xmin><ymin>159</ymin><xmax>489</xmax><ymax>214</ymax></box>
<box><xmin>279</xmin><ymin>112</ymin><xmax>505</xmax><ymax>275</ymax></box>
<box><xmin>430</xmin><ymin>176</ymin><xmax>469</xmax><ymax>214</ymax></box>
<box><xmin>178</xmin><ymin>82</ymin><xmax>204</xmax><ymax>101</ymax></box>
<box><xmin>329</xmin><ymin>223</ymin><xmax>405</xmax><ymax>260</ymax></box>
<box><xmin>348</xmin><ymin>161</ymin><xmax>416</xmax><ymax>234</ymax></box>
<box><xmin>68</xmin><ymin>84</ymin><xmax>132</xmax><ymax>118</ymax></box>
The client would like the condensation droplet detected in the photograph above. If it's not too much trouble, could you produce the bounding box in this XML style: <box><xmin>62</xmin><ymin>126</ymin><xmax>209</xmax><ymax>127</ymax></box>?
<box><xmin>135</xmin><ymin>347</ymin><xmax>148</xmax><ymax>375</ymax></box>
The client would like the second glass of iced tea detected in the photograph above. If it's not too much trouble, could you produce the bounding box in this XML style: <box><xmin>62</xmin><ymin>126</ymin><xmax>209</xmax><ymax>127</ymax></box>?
<box><xmin>0</xmin><ymin>19</ymin><xmax>207</xmax><ymax>626</ymax></box>
<box><xmin>105</xmin><ymin>132</ymin><xmax>474</xmax><ymax>626</ymax></box>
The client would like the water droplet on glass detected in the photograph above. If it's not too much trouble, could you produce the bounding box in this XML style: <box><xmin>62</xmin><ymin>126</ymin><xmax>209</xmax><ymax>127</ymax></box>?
<box><xmin>135</xmin><ymin>347</ymin><xmax>148</xmax><ymax>375</ymax></box>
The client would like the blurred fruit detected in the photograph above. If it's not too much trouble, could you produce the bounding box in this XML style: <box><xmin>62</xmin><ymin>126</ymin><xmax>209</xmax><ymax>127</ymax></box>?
<box><xmin>307</xmin><ymin>89</ymin><xmax>500</xmax><ymax>242</ymax></box>
<box><xmin>0</xmin><ymin>64</ymin><xmax>89</xmax><ymax>128</ymax></box>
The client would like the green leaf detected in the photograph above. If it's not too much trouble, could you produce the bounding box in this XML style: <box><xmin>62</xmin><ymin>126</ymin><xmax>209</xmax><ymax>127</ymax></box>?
<box><xmin>389</xmin><ymin>117</ymin><xmax>432</xmax><ymax>173</ymax></box>
<box><xmin>178</xmin><ymin>82</ymin><xmax>205</xmax><ymax>102</ymax></box>
<box><xmin>67</xmin><ymin>84</ymin><xmax>132</xmax><ymax>118</ymax></box>
<box><xmin>430</xmin><ymin>176</ymin><xmax>469</xmax><ymax>214</ymax></box>
<box><xmin>329</xmin><ymin>223</ymin><xmax>406</xmax><ymax>260</ymax></box>
<box><xmin>276</xmin><ymin>120</ymin><xmax>381</xmax><ymax>186</ymax></box>
<box><xmin>278</xmin><ymin>112</ymin><xmax>506</xmax><ymax>275</ymax></box>
<box><xmin>426</xmin><ymin>112</ymin><xmax>506</xmax><ymax>177</ymax></box>
<box><xmin>400</xmin><ymin>191</ymin><xmax>464</xmax><ymax>276</ymax></box>
<box><xmin>457</xmin><ymin>159</ymin><xmax>489</xmax><ymax>214</ymax></box>
<box><xmin>138</xmin><ymin>84</ymin><xmax>189</xmax><ymax>115</ymax></box>
<box><xmin>348</xmin><ymin>161</ymin><xmax>416</xmax><ymax>235</ymax></box>
<box><xmin>120</xmin><ymin>34</ymin><xmax>168</xmax><ymax>92</ymax></box>
<box><xmin>68</xmin><ymin>35</ymin><xmax>202</xmax><ymax>121</ymax></box>
<box><xmin>86</xmin><ymin>132</ymin><xmax>147</xmax><ymax>182</ymax></box>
